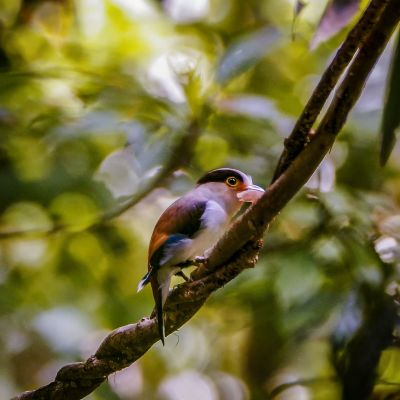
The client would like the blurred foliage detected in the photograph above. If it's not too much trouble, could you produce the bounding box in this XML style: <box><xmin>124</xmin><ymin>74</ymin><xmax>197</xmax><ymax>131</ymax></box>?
<box><xmin>0</xmin><ymin>1</ymin><xmax>400</xmax><ymax>399</ymax></box>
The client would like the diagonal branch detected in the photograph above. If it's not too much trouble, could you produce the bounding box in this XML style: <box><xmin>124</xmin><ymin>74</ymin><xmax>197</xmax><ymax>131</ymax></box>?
<box><xmin>13</xmin><ymin>0</ymin><xmax>400</xmax><ymax>398</ymax></box>
<box><xmin>271</xmin><ymin>0</ymin><xmax>390</xmax><ymax>182</ymax></box>
<box><xmin>193</xmin><ymin>0</ymin><xmax>400</xmax><ymax>278</ymax></box>
<box><xmin>94</xmin><ymin>118</ymin><xmax>203</xmax><ymax>224</ymax></box>
<box><xmin>14</xmin><ymin>241</ymin><xmax>262</xmax><ymax>400</ymax></box>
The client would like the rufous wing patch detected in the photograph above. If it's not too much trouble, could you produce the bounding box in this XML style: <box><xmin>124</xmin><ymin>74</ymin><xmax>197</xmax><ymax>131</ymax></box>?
<box><xmin>148</xmin><ymin>232</ymin><xmax>169</xmax><ymax>265</ymax></box>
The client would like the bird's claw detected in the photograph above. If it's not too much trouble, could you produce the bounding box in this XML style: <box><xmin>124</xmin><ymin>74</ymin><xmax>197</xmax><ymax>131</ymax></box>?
<box><xmin>175</xmin><ymin>270</ymin><xmax>191</xmax><ymax>282</ymax></box>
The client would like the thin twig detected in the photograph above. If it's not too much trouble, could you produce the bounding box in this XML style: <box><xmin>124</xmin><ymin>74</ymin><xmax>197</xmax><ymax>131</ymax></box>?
<box><xmin>0</xmin><ymin>119</ymin><xmax>203</xmax><ymax>240</ymax></box>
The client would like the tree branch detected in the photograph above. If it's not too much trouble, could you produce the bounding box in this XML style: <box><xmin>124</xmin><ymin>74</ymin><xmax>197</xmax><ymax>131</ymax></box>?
<box><xmin>271</xmin><ymin>0</ymin><xmax>390</xmax><ymax>182</ymax></box>
<box><xmin>14</xmin><ymin>241</ymin><xmax>261</xmax><ymax>400</ymax></box>
<box><xmin>193</xmin><ymin>0</ymin><xmax>400</xmax><ymax>279</ymax></box>
<box><xmin>13</xmin><ymin>0</ymin><xmax>400</xmax><ymax>398</ymax></box>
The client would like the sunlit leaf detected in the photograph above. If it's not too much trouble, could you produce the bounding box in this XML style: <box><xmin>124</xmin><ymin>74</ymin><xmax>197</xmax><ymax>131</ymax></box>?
<box><xmin>50</xmin><ymin>192</ymin><xmax>98</xmax><ymax>229</ymax></box>
<box><xmin>164</xmin><ymin>0</ymin><xmax>209</xmax><ymax>23</ymax></box>
<box><xmin>95</xmin><ymin>145</ymin><xmax>141</xmax><ymax>199</ymax></box>
<box><xmin>291</xmin><ymin>0</ymin><xmax>308</xmax><ymax>41</ymax></box>
<box><xmin>380</xmin><ymin>31</ymin><xmax>400</xmax><ymax>165</ymax></box>
<box><xmin>378</xmin><ymin>349</ymin><xmax>400</xmax><ymax>384</ymax></box>
<box><xmin>216</xmin><ymin>27</ymin><xmax>281</xmax><ymax>84</ymax></box>
<box><xmin>33</xmin><ymin>307</ymin><xmax>94</xmax><ymax>353</ymax></box>
<box><xmin>0</xmin><ymin>0</ymin><xmax>20</xmax><ymax>28</ymax></box>
<box><xmin>1</xmin><ymin>202</ymin><xmax>52</xmax><ymax>233</ymax></box>
<box><xmin>158</xmin><ymin>371</ymin><xmax>217</xmax><ymax>400</ymax></box>
<box><xmin>194</xmin><ymin>134</ymin><xmax>228</xmax><ymax>169</ymax></box>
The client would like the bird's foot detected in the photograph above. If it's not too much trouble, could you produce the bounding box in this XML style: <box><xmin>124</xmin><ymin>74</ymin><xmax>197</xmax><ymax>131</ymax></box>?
<box><xmin>175</xmin><ymin>270</ymin><xmax>190</xmax><ymax>282</ymax></box>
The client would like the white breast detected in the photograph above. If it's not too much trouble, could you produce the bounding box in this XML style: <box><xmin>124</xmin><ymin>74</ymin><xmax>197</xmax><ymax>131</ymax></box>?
<box><xmin>159</xmin><ymin>197</ymin><xmax>234</xmax><ymax>269</ymax></box>
<box><xmin>188</xmin><ymin>200</ymin><xmax>230</xmax><ymax>259</ymax></box>
<box><xmin>156</xmin><ymin>200</ymin><xmax>231</xmax><ymax>305</ymax></box>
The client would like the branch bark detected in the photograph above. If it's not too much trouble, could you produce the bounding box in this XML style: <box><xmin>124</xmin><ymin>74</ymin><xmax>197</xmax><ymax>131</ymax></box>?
<box><xmin>14</xmin><ymin>241</ymin><xmax>262</xmax><ymax>400</ymax></box>
<box><xmin>13</xmin><ymin>0</ymin><xmax>400</xmax><ymax>398</ymax></box>
<box><xmin>271</xmin><ymin>0</ymin><xmax>390</xmax><ymax>182</ymax></box>
<box><xmin>193</xmin><ymin>0</ymin><xmax>400</xmax><ymax>278</ymax></box>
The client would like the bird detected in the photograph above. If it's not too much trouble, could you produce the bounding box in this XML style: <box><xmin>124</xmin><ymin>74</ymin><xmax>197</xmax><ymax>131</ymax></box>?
<box><xmin>137</xmin><ymin>168</ymin><xmax>264</xmax><ymax>344</ymax></box>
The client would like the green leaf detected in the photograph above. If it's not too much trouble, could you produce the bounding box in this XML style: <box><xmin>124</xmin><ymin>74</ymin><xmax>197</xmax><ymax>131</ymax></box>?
<box><xmin>380</xmin><ymin>31</ymin><xmax>400</xmax><ymax>166</ymax></box>
<box><xmin>216</xmin><ymin>27</ymin><xmax>281</xmax><ymax>84</ymax></box>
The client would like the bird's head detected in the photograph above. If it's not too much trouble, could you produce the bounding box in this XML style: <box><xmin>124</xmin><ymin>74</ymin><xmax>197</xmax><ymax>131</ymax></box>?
<box><xmin>196</xmin><ymin>168</ymin><xmax>264</xmax><ymax>210</ymax></box>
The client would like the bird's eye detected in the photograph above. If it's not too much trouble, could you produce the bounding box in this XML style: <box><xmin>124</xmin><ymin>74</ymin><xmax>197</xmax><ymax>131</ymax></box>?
<box><xmin>226</xmin><ymin>177</ymin><xmax>238</xmax><ymax>187</ymax></box>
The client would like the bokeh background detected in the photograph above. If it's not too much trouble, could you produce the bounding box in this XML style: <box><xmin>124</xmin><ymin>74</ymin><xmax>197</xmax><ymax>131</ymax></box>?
<box><xmin>1</xmin><ymin>0</ymin><xmax>400</xmax><ymax>399</ymax></box>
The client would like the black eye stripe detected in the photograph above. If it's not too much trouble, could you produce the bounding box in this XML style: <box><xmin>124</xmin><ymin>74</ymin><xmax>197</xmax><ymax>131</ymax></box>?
<box><xmin>197</xmin><ymin>168</ymin><xmax>246</xmax><ymax>185</ymax></box>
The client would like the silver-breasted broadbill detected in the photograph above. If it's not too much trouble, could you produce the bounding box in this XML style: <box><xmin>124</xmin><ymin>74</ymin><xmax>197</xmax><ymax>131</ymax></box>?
<box><xmin>137</xmin><ymin>168</ymin><xmax>264</xmax><ymax>344</ymax></box>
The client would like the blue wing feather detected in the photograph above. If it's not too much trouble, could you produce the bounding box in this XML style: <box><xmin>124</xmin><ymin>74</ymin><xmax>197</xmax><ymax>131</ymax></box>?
<box><xmin>150</xmin><ymin>234</ymin><xmax>188</xmax><ymax>269</ymax></box>
<box><xmin>138</xmin><ymin>198</ymin><xmax>207</xmax><ymax>345</ymax></box>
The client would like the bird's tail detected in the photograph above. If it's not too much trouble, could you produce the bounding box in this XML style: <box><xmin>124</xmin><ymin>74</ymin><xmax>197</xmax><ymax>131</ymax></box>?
<box><xmin>156</xmin><ymin>287</ymin><xmax>165</xmax><ymax>346</ymax></box>
<box><xmin>151</xmin><ymin>277</ymin><xmax>165</xmax><ymax>345</ymax></box>
<box><xmin>137</xmin><ymin>269</ymin><xmax>152</xmax><ymax>292</ymax></box>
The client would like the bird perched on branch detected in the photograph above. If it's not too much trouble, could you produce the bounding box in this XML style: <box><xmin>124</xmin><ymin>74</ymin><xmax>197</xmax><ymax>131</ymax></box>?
<box><xmin>137</xmin><ymin>168</ymin><xmax>264</xmax><ymax>344</ymax></box>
